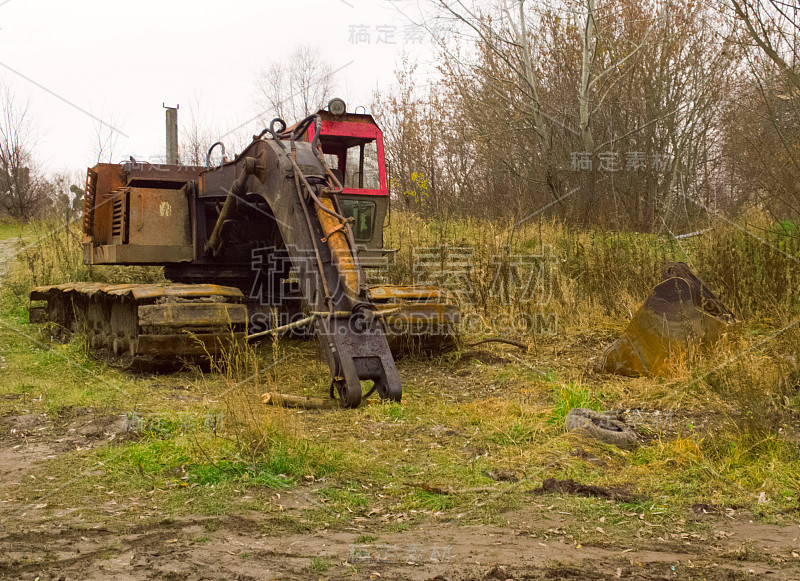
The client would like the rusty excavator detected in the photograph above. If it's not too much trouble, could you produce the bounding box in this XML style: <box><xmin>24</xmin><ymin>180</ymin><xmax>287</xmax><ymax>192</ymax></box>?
<box><xmin>29</xmin><ymin>100</ymin><xmax>459</xmax><ymax>408</ymax></box>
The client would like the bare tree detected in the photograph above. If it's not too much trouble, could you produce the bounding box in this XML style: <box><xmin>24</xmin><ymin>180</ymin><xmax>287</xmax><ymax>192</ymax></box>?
<box><xmin>730</xmin><ymin>0</ymin><xmax>800</xmax><ymax>90</ymax></box>
<box><xmin>435</xmin><ymin>0</ymin><xmax>655</xmax><ymax>218</ymax></box>
<box><xmin>0</xmin><ymin>83</ymin><xmax>49</xmax><ymax>221</ymax></box>
<box><xmin>722</xmin><ymin>3</ymin><xmax>800</xmax><ymax>219</ymax></box>
<box><xmin>91</xmin><ymin>107</ymin><xmax>123</xmax><ymax>164</ymax></box>
<box><xmin>719</xmin><ymin>1</ymin><xmax>800</xmax><ymax>220</ymax></box>
<box><xmin>255</xmin><ymin>45</ymin><xmax>334</xmax><ymax>124</ymax></box>
<box><xmin>374</xmin><ymin>0</ymin><xmax>737</xmax><ymax>229</ymax></box>
<box><xmin>179</xmin><ymin>98</ymin><xmax>219</xmax><ymax>166</ymax></box>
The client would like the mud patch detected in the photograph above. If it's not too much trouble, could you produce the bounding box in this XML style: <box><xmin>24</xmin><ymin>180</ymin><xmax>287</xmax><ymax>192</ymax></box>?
<box><xmin>271</xmin><ymin>489</ymin><xmax>322</xmax><ymax>511</ymax></box>
<box><xmin>0</xmin><ymin>409</ymin><xmax>135</xmax><ymax>489</ymax></box>
<box><xmin>2</xmin><ymin>515</ymin><xmax>793</xmax><ymax>581</ymax></box>
<box><xmin>1</xmin><ymin>412</ymin><xmax>49</xmax><ymax>434</ymax></box>
<box><xmin>530</xmin><ymin>477</ymin><xmax>637</xmax><ymax>503</ymax></box>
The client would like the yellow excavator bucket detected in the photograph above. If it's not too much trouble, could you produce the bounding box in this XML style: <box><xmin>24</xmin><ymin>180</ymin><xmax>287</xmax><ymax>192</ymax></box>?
<box><xmin>600</xmin><ymin>262</ymin><xmax>737</xmax><ymax>377</ymax></box>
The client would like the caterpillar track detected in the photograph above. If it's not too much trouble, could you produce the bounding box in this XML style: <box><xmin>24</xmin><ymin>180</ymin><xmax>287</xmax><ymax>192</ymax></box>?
<box><xmin>369</xmin><ymin>285</ymin><xmax>460</xmax><ymax>353</ymax></box>
<box><xmin>30</xmin><ymin>283</ymin><xmax>247</xmax><ymax>370</ymax></box>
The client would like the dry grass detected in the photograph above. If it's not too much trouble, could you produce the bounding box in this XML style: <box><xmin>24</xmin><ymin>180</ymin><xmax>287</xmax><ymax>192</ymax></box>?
<box><xmin>3</xmin><ymin>220</ymin><xmax>164</xmax><ymax>308</ymax></box>
<box><xmin>384</xmin><ymin>211</ymin><xmax>800</xmax><ymax>330</ymax></box>
<box><xmin>384</xmin><ymin>213</ymin><xmax>679</xmax><ymax>340</ymax></box>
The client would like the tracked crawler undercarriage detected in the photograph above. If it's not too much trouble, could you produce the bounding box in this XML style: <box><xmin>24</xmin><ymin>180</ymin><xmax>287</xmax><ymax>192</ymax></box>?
<box><xmin>31</xmin><ymin>283</ymin><xmax>247</xmax><ymax>369</ymax></box>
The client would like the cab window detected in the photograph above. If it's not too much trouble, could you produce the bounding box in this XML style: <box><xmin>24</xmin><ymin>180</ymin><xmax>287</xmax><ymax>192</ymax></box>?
<box><xmin>318</xmin><ymin>135</ymin><xmax>381</xmax><ymax>191</ymax></box>
<box><xmin>344</xmin><ymin>141</ymin><xmax>380</xmax><ymax>190</ymax></box>
<box><xmin>339</xmin><ymin>199</ymin><xmax>376</xmax><ymax>242</ymax></box>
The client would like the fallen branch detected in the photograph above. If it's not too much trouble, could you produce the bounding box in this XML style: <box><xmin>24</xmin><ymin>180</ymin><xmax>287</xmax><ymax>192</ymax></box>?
<box><xmin>262</xmin><ymin>392</ymin><xmax>339</xmax><ymax>410</ymax></box>
<box><xmin>247</xmin><ymin>314</ymin><xmax>320</xmax><ymax>341</ymax></box>
<box><xmin>462</xmin><ymin>338</ymin><xmax>527</xmax><ymax>350</ymax></box>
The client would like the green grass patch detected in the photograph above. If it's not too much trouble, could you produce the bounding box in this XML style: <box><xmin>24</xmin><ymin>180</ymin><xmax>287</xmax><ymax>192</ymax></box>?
<box><xmin>548</xmin><ymin>382</ymin><xmax>603</xmax><ymax>425</ymax></box>
<box><xmin>308</xmin><ymin>556</ymin><xmax>332</xmax><ymax>573</ymax></box>
<box><xmin>0</xmin><ymin>220</ymin><xmax>28</xmax><ymax>240</ymax></box>
<box><xmin>406</xmin><ymin>489</ymin><xmax>454</xmax><ymax>511</ymax></box>
<box><xmin>92</xmin><ymin>424</ymin><xmax>344</xmax><ymax>498</ymax></box>
<box><xmin>316</xmin><ymin>485</ymin><xmax>370</xmax><ymax>510</ymax></box>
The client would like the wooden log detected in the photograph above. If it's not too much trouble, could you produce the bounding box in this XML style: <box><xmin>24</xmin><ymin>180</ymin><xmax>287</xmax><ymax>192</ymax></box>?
<box><xmin>262</xmin><ymin>392</ymin><xmax>340</xmax><ymax>410</ymax></box>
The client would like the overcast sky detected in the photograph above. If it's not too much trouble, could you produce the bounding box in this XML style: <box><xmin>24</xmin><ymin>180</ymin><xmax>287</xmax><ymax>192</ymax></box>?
<box><xmin>0</xmin><ymin>0</ymin><xmax>438</xmax><ymax>176</ymax></box>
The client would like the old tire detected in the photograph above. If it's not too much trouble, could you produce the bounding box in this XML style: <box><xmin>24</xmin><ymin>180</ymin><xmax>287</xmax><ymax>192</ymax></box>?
<box><xmin>565</xmin><ymin>408</ymin><xmax>638</xmax><ymax>450</ymax></box>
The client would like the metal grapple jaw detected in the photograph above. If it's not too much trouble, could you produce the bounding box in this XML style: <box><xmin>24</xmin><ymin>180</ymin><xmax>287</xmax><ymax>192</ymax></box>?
<box><xmin>318</xmin><ymin>311</ymin><xmax>402</xmax><ymax>409</ymax></box>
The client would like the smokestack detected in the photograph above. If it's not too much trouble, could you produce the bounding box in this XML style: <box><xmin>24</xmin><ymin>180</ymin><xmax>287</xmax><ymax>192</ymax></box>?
<box><xmin>164</xmin><ymin>103</ymin><xmax>179</xmax><ymax>165</ymax></box>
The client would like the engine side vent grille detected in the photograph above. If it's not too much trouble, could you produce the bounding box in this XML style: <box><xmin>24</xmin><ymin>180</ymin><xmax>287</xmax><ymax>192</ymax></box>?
<box><xmin>110</xmin><ymin>189</ymin><xmax>128</xmax><ymax>245</ymax></box>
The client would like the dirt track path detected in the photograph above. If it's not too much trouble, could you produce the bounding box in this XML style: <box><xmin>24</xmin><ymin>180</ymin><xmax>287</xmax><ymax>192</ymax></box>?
<box><xmin>1</xmin><ymin>506</ymin><xmax>799</xmax><ymax>580</ymax></box>
<box><xmin>0</xmin><ymin>237</ymin><xmax>19</xmax><ymax>281</ymax></box>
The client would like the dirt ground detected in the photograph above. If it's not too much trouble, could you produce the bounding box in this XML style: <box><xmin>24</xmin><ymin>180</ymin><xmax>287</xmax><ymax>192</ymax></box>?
<box><xmin>1</xmin><ymin>401</ymin><xmax>799</xmax><ymax>580</ymax></box>
<box><xmin>0</xmin><ymin>239</ymin><xmax>19</xmax><ymax>279</ymax></box>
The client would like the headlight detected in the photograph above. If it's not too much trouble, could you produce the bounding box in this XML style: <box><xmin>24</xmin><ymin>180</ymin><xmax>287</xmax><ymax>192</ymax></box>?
<box><xmin>328</xmin><ymin>98</ymin><xmax>346</xmax><ymax>116</ymax></box>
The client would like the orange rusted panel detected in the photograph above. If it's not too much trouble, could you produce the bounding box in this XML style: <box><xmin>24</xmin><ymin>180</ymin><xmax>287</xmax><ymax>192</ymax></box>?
<box><xmin>316</xmin><ymin>195</ymin><xmax>360</xmax><ymax>301</ymax></box>
<box><xmin>127</xmin><ymin>188</ymin><xmax>191</xmax><ymax>247</ymax></box>
<box><xmin>369</xmin><ymin>284</ymin><xmax>456</xmax><ymax>302</ymax></box>
<box><xmin>367</xmin><ymin>283</ymin><xmax>461</xmax><ymax>331</ymax></box>
<box><xmin>88</xmin><ymin>164</ymin><xmax>125</xmax><ymax>245</ymax></box>
<box><xmin>138</xmin><ymin>302</ymin><xmax>247</xmax><ymax>327</ymax></box>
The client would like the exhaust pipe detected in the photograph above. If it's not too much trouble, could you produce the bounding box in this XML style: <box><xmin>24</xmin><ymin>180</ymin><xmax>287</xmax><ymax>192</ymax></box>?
<box><xmin>164</xmin><ymin>103</ymin><xmax>179</xmax><ymax>165</ymax></box>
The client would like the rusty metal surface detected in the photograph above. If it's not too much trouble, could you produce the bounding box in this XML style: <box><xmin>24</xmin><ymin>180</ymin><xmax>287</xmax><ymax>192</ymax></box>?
<box><xmin>83</xmin><ymin>243</ymin><xmax>194</xmax><ymax>265</ymax></box>
<box><xmin>31</xmin><ymin>282</ymin><xmax>243</xmax><ymax>302</ymax></box>
<box><xmin>87</xmin><ymin>164</ymin><xmax>125</xmax><ymax>245</ymax></box>
<box><xmin>369</xmin><ymin>284</ymin><xmax>460</xmax><ymax>325</ymax></box>
<box><xmin>30</xmin><ymin>282</ymin><xmax>248</xmax><ymax>367</ymax></box>
<box><xmin>69</xmin><ymin>109</ymin><xmax>461</xmax><ymax>405</ymax></box>
<box><xmin>369</xmin><ymin>284</ymin><xmax>457</xmax><ymax>302</ymax></box>
<box><xmin>28</xmin><ymin>306</ymin><xmax>46</xmax><ymax>324</ymax></box>
<box><xmin>82</xmin><ymin>168</ymin><xmax>97</xmax><ymax>237</ymax></box>
<box><xmin>127</xmin><ymin>188</ymin><xmax>191</xmax><ymax>247</ymax></box>
<box><xmin>316</xmin><ymin>195</ymin><xmax>360</xmax><ymax>301</ymax></box>
<box><xmin>601</xmin><ymin>262</ymin><xmax>737</xmax><ymax>377</ymax></box>
<box><xmin>367</xmin><ymin>283</ymin><xmax>460</xmax><ymax>356</ymax></box>
<box><xmin>122</xmin><ymin>162</ymin><xmax>205</xmax><ymax>187</ymax></box>
<box><xmin>138</xmin><ymin>302</ymin><xmax>247</xmax><ymax>327</ymax></box>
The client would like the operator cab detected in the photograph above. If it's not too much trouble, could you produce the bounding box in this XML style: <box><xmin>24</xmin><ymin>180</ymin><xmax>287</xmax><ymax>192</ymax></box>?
<box><xmin>306</xmin><ymin>102</ymin><xmax>389</xmax><ymax>251</ymax></box>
